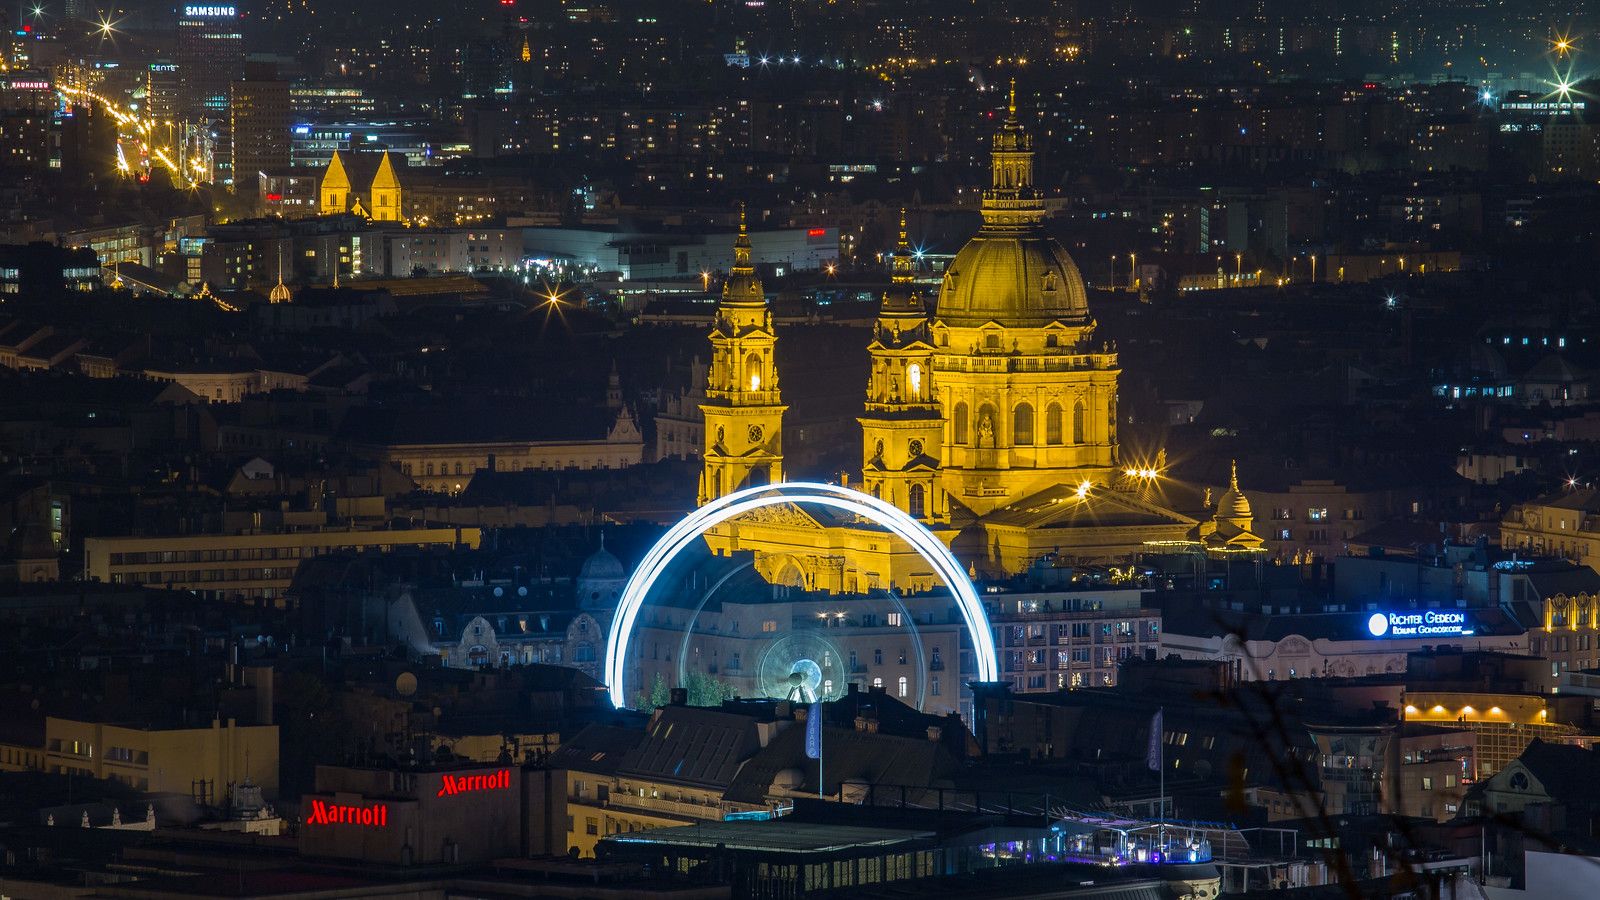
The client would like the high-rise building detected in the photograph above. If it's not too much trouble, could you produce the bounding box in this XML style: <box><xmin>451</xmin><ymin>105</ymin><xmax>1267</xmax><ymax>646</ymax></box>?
<box><xmin>175</xmin><ymin>4</ymin><xmax>244</xmax><ymax>183</ymax></box>
<box><xmin>59</xmin><ymin>103</ymin><xmax>117</xmax><ymax>181</ymax></box>
<box><xmin>231</xmin><ymin>70</ymin><xmax>291</xmax><ymax>203</ymax></box>
<box><xmin>146</xmin><ymin>62</ymin><xmax>181</xmax><ymax>124</ymax></box>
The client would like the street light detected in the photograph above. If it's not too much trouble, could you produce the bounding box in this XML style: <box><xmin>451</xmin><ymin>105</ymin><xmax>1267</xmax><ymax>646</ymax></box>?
<box><xmin>1235</xmin><ymin>252</ymin><xmax>1242</xmax><ymax>286</ymax></box>
<box><xmin>1110</xmin><ymin>254</ymin><xmax>1117</xmax><ymax>290</ymax></box>
<box><xmin>1128</xmin><ymin>252</ymin><xmax>1137</xmax><ymax>291</ymax></box>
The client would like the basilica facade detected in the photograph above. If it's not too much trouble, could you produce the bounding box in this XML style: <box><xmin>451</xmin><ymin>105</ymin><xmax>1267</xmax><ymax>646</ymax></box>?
<box><xmin>700</xmin><ymin>89</ymin><xmax>1256</xmax><ymax>591</ymax></box>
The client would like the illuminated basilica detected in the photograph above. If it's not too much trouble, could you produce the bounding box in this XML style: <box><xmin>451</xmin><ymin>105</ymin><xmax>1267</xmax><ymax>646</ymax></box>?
<box><xmin>700</xmin><ymin>88</ymin><xmax>1260</xmax><ymax>591</ymax></box>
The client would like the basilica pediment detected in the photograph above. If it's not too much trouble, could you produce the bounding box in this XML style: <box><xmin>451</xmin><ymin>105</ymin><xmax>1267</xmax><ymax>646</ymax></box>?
<box><xmin>981</xmin><ymin>483</ymin><xmax>1198</xmax><ymax>531</ymax></box>
<box><xmin>734</xmin><ymin>501</ymin><xmax>825</xmax><ymax>529</ymax></box>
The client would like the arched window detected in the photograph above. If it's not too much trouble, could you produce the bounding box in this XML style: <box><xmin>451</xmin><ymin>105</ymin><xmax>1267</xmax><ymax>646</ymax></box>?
<box><xmin>1046</xmin><ymin>403</ymin><xmax>1063</xmax><ymax>444</ymax></box>
<box><xmin>909</xmin><ymin>483</ymin><xmax>926</xmax><ymax>518</ymax></box>
<box><xmin>1013</xmin><ymin>402</ymin><xmax>1034</xmax><ymax>445</ymax></box>
<box><xmin>1072</xmin><ymin>400</ymin><xmax>1086</xmax><ymax>444</ymax></box>
<box><xmin>745</xmin><ymin>352</ymin><xmax>762</xmax><ymax>391</ymax></box>
<box><xmin>897</xmin><ymin>676</ymin><xmax>908</xmax><ymax>698</ymax></box>
<box><xmin>953</xmin><ymin>402</ymin><xmax>969</xmax><ymax>444</ymax></box>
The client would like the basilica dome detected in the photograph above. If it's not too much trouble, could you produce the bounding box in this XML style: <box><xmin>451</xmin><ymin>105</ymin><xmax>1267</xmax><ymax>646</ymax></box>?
<box><xmin>936</xmin><ymin>232</ymin><xmax>1088</xmax><ymax>327</ymax></box>
<box><xmin>934</xmin><ymin>82</ymin><xmax>1089</xmax><ymax>328</ymax></box>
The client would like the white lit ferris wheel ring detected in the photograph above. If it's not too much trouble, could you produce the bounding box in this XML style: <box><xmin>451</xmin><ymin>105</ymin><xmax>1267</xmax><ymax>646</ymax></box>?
<box><xmin>602</xmin><ymin>481</ymin><xmax>1000</xmax><ymax>708</ymax></box>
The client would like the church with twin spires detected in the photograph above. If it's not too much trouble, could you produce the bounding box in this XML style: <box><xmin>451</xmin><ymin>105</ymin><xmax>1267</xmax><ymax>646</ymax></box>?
<box><xmin>698</xmin><ymin>86</ymin><xmax>1260</xmax><ymax>592</ymax></box>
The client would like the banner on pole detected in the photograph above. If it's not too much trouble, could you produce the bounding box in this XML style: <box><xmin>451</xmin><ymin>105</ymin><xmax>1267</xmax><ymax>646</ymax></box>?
<box><xmin>805</xmin><ymin>702</ymin><xmax>822</xmax><ymax>759</ymax></box>
<box><xmin>1146</xmin><ymin>708</ymin><xmax>1163</xmax><ymax>771</ymax></box>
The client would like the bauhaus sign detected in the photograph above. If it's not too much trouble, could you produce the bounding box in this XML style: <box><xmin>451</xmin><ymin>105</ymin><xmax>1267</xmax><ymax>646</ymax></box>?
<box><xmin>306</xmin><ymin>799</ymin><xmax>388</xmax><ymax>827</ymax></box>
<box><xmin>436</xmin><ymin>769</ymin><xmax>511</xmax><ymax>797</ymax></box>
<box><xmin>1366</xmin><ymin>610</ymin><xmax>1472</xmax><ymax>639</ymax></box>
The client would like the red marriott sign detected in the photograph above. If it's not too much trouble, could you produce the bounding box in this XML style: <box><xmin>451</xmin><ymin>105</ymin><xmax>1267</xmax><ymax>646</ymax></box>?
<box><xmin>307</xmin><ymin>799</ymin><xmax>388</xmax><ymax>827</ymax></box>
<box><xmin>437</xmin><ymin>769</ymin><xmax>511</xmax><ymax>797</ymax></box>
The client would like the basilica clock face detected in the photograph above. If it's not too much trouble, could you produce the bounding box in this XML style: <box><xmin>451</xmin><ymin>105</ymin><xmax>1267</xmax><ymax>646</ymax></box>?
<box><xmin>908</xmin><ymin>439</ymin><xmax>924</xmax><ymax>458</ymax></box>
<box><xmin>748</xmin><ymin>425</ymin><xmax>764</xmax><ymax>443</ymax></box>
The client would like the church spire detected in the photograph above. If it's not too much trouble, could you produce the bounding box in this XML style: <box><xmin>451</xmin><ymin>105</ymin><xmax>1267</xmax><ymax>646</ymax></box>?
<box><xmin>269</xmin><ymin>245</ymin><xmax>292</xmax><ymax>304</ymax></box>
<box><xmin>1230</xmin><ymin>459</ymin><xmax>1239</xmax><ymax>492</ymax></box>
<box><xmin>720</xmin><ymin>201</ymin><xmax>764</xmax><ymax>306</ymax></box>
<box><xmin>890</xmin><ymin>207</ymin><xmax>914</xmax><ymax>286</ymax></box>
<box><xmin>984</xmin><ymin>79</ymin><xmax>1041</xmax><ymax>230</ymax></box>
<box><xmin>734</xmin><ymin>202</ymin><xmax>751</xmax><ymax>268</ymax></box>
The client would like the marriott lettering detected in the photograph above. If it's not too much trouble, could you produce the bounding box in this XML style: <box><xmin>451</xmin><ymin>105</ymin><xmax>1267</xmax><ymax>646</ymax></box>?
<box><xmin>437</xmin><ymin>769</ymin><xmax>511</xmax><ymax>797</ymax></box>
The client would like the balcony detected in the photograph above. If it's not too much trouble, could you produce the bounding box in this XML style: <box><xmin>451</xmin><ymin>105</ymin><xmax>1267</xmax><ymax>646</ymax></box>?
<box><xmin>580</xmin><ymin>792</ymin><xmax>730</xmax><ymax>821</ymax></box>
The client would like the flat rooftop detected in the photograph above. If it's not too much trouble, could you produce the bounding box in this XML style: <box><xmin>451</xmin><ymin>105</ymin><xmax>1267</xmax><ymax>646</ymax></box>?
<box><xmin>606</xmin><ymin>820</ymin><xmax>933</xmax><ymax>854</ymax></box>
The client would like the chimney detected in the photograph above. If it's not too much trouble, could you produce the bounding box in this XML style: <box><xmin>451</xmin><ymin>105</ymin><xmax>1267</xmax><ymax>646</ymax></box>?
<box><xmin>244</xmin><ymin>665</ymin><xmax>274</xmax><ymax>726</ymax></box>
<box><xmin>669</xmin><ymin>687</ymin><xmax>688</xmax><ymax>707</ymax></box>
<box><xmin>926</xmin><ymin>725</ymin><xmax>943</xmax><ymax>742</ymax></box>
<box><xmin>846</xmin><ymin>682</ymin><xmax>859</xmax><ymax>696</ymax></box>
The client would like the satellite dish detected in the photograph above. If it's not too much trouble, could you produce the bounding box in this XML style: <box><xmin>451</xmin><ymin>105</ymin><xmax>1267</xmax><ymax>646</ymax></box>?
<box><xmin>395</xmin><ymin>672</ymin><xmax>418</xmax><ymax>697</ymax></box>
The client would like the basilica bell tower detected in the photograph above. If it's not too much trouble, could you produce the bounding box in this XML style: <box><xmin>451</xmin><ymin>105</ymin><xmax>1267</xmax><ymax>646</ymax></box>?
<box><xmin>858</xmin><ymin>210</ymin><xmax>947</xmax><ymax>523</ymax></box>
<box><xmin>699</xmin><ymin>204</ymin><xmax>787</xmax><ymax>504</ymax></box>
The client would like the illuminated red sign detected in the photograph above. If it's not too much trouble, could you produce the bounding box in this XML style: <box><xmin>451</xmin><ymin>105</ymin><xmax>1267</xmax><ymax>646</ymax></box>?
<box><xmin>437</xmin><ymin>769</ymin><xmax>510</xmax><ymax>797</ymax></box>
<box><xmin>806</xmin><ymin>228</ymin><xmax>827</xmax><ymax>237</ymax></box>
<box><xmin>265</xmin><ymin>192</ymin><xmax>283</xmax><ymax>202</ymax></box>
<box><xmin>307</xmin><ymin>799</ymin><xmax>388</xmax><ymax>827</ymax></box>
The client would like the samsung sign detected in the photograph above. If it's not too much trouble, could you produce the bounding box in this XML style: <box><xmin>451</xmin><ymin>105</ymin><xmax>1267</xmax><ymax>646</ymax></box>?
<box><xmin>1367</xmin><ymin>610</ymin><xmax>1473</xmax><ymax>639</ymax></box>
<box><xmin>183</xmin><ymin>5</ymin><xmax>236</xmax><ymax>16</ymax></box>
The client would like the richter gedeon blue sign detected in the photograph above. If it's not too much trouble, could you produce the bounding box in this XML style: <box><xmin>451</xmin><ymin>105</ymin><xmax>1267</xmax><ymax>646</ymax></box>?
<box><xmin>1367</xmin><ymin>610</ymin><xmax>1472</xmax><ymax>639</ymax></box>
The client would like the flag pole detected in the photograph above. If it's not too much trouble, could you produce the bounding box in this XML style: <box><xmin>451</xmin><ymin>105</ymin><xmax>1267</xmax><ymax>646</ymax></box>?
<box><xmin>1159</xmin><ymin>707</ymin><xmax>1165</xmax><ymax>850</ymax></box>
<box><xmin>819</xmin><ymin>720</ymin><xmax>824</xmax><ymax>799</ymax></box>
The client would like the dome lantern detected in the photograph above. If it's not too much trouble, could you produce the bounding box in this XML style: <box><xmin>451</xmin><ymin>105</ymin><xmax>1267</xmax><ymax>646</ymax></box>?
<box><xmin>935</xmin><ymin>80</ymin><xmax>1090</xmax><ymax>328</ymax></box>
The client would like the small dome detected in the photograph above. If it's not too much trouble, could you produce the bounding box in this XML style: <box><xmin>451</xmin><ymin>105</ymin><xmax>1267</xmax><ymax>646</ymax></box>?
<box><xmin>269</xmin><ymin>280</ymin><xmax>292</xmax><ymax>304</ymax></box>
<box><xmin>935</xmin><ymin>231</ymin><xmax>1089</xmax><ymax>327</ymax></box>
<box><xmin>579</xmin><ymin>541</ymin><xmax>625</xmax><ymax>581</ymax></box>
<box><xmin>1217</xmin><ymin>487</ymin><xmax>1253</xmax><ymax>522</ymax></box>
<box><xmin>1216</xmin><ymin>460</ymin><xmax>1253</xmax><ymax>523</ymax></box>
